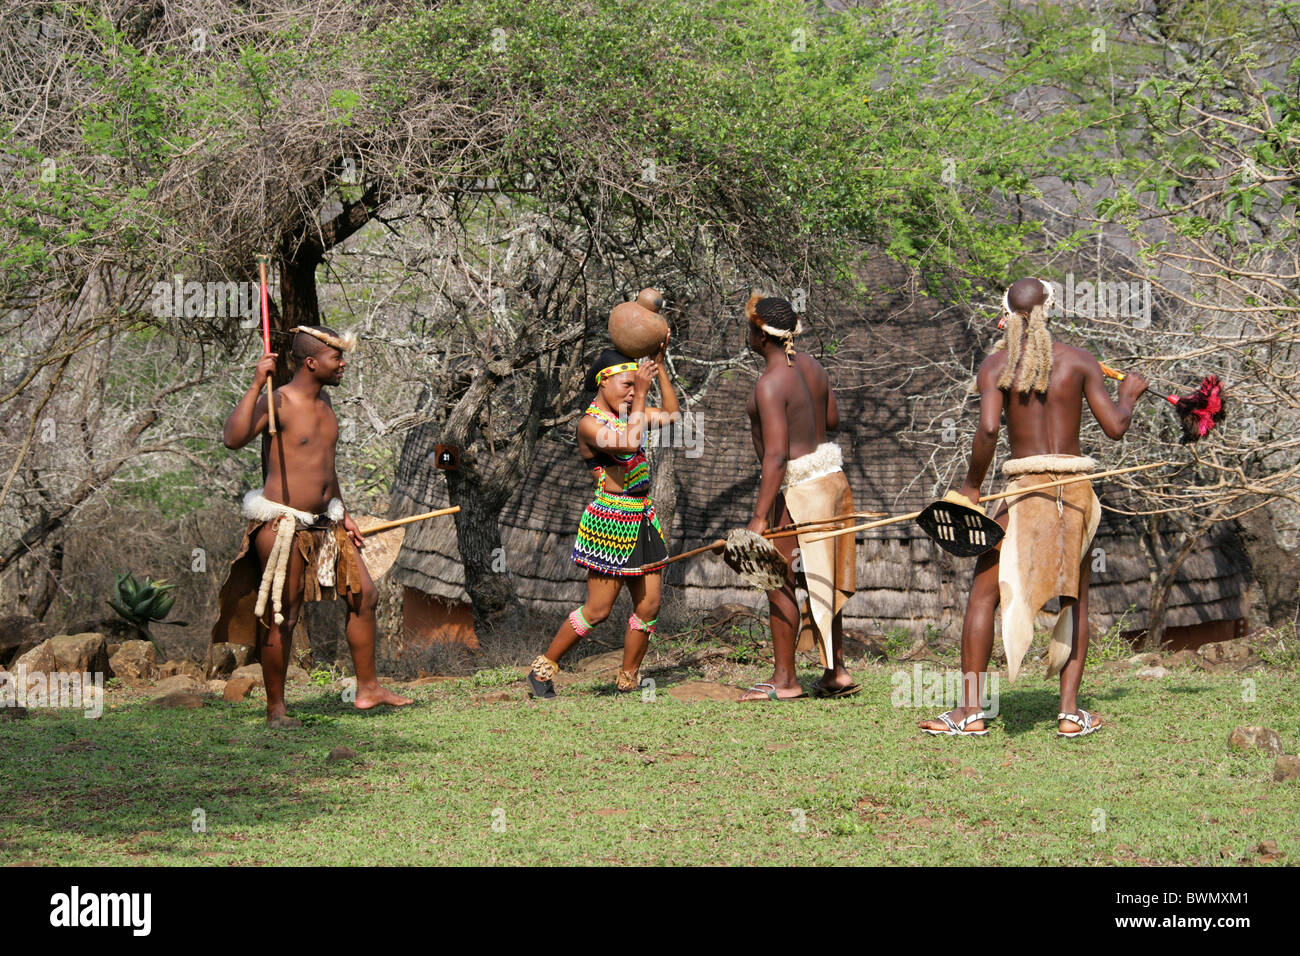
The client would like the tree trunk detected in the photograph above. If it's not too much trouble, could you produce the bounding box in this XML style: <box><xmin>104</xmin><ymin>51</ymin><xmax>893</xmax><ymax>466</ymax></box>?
<box><xmin>445</xmin><ymin>468</ymin><xmax>517</xmax><ymax>629</ymax></box>
<box><xmin>276</xmin><ymin>238</ymin><xmax>323</xmax><ymax>334</ymax></box>
<box><xmin>440</xmin><ymin>370</ymin><xmax>522</xmax><ymax>633</ymax></box>
<box><xmin>26</xmin><ymin>538</ymin><xmax>63</xmax><ymax>621</ymax></box>
<box><xmin>649</xmin><ymin>424</ymin><xmax>678</xmax><ymax>545</ymax></box>
<box><xmin>1141</xmin><ymin>530</ymin><xmax>1199</xmax><ymax>651</ymax></box>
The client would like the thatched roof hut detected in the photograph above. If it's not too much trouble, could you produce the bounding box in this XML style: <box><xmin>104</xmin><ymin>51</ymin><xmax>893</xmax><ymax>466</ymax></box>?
<box><xmin>390</xmin><ymin>264</ymin><xmax>1251</xmax><ymax>646</ymax></box>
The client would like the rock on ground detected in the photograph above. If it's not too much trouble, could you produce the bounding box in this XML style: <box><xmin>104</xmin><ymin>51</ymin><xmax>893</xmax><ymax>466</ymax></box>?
<box><xmin>1274</xmin><ymin>755</ymin><xmax>1300</xmax><ymax>782</ymax></box>
<box><xmin>11</xmin><ymin>641</ymin><xmax>55</xmax><ymax>676</ymax></box>
<box><xmin>11</xmin><ymin>633</ymin><xmax>110</xmax><ymax>677</ymax></box>
<box><xmin>109</xmin><ymin>640</ymin><xmax>158</xmax><ymax>685</ymax></box>
<box><xmin>0</xmin><ymin>615</ymin><xmax>49</xmax><ymax>669</ymax></box>
<box><xmin>1135</xmin><ymin>665</ymin><xmax>1171</xmax><ymax>679</ymax></box>
<box><xmin>159</xmin><ymin>660</ymin><xmax>204</xmax><ymax>682</ymax></box>
<box><xmin>150</xmin><ymin>690</ymin><xmax>204</xmax><ymax>709</ymax></box>
<box><xmin>51</xmin><ymin>634</ymin><xmax>110</xmax><ymax>674</ymax></box>
<box><xmin>1228</xmin><ymin>726</ymin><xmax>1283</xmax><ymax>754</ymax></box>
<box><xmin>153</xmin><ymin>675</ymin><xmax>207</xmax><ymax>697</ymax></box>
<box><xmin>223</xmin><ymin>677</ymin><xmax>257</xmax><ymax>701</ymax></box>
<box><xmin>1199</xmin><ymin>638</ymin><xmax>1257</xmax><ymax>666</ymax></box>
<box><xmin>229</xmin><ymin>664</ymin><xmax>264</xmax><ymax>687</ymax></box>
<box><xmin>204</xmin><ymin>643</ymin><xmax>256</xmax><ymax>679</ymax></box>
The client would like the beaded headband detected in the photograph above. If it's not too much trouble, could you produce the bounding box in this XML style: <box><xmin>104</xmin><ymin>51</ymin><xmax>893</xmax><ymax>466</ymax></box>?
<box><xmin>595</xmin><ymin>361</ymin><xmax>638</xmax><ymax>386</ymax></box>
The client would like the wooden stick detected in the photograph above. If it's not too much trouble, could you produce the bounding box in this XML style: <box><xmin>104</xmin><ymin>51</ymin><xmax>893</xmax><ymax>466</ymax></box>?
<box><xmin>763</xmin><ymin>511</ymin><xmax>886</xmax><ymax>541</ymax></box>
<box><xmin>663</xmin><ymin>512</ymin><xmax>885</xmax><ymax>565</ymax></box>
<box><xmin>1101</xmin><ymin>362</ymin><xmax>1184</xmax><ymax>407</ymax></box>
<box><xmin>360</xmin><ymin>505</ymin><xmax>461</xmax><ymax>537</ymax></box>
<box><xmin>664</xmin><ymin>540</ymin><xmax>725</xmax><ymax>565</ymax></box>
<box><xmin>800</xmin><ymin>509</ymin><xmax>924</xmax><ymax>544</ymax></box>
<box><xmin>804</xmin><ymin>461</ymin><xmax>1172</xmax><ymax>543</ymax></box>
<box><xmin>257</xmin><ymin>254</ymin><xmax>277</xmax><ymax>435</ymax></box>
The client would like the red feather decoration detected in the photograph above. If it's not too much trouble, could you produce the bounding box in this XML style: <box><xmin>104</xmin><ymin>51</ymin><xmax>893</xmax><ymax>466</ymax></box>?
<box><xmin>1167</xmin><ymin>374</ymin><xmax>1226</xmax><ymax>443</ymax></box>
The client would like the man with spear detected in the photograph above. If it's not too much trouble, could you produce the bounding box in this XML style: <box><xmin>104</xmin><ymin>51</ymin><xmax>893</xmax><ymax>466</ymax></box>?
<box><xmin>918</xmin><ymin>278</ymin><xmax>1149</xmax><ymax>738</ymax></box>
<box><xmin>213</xmin><ymin>323</ymin><xmax>412</xmax><ymax>727</ymax></box>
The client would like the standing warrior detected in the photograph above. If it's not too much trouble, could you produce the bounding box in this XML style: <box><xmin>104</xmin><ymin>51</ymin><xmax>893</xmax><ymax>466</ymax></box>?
<box><xmin>213</xmin><ymin>326</ymin><xmax>412</xmax><ymax>727</ymax></box>
<box><xmin>527</xmin><ymin>338</ymin><xmax>679</xmax><ymax>699</ymax></box>
<box><xmin>919</xmin><ymin>278</ymin><xmax>1147</xmax><ymax>738</ymax></box>
<box><xmin>740</xmin><ymin>295</ymin><xmax>858</xmax><ymax>701</ymax></box>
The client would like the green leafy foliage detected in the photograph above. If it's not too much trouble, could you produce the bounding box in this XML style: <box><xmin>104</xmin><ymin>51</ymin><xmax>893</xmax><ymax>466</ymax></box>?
<box><xmin>107</xmin><ymin>573</ymin><xmax>178</xmax><ymax>642</ymax></box>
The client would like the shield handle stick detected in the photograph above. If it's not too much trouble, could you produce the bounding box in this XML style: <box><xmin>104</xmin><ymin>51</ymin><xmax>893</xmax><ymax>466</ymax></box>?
<box><xmin>256</xmin><ymin>253</ymin><xmax>276</xmax><ymax>435</ymax></box>
<box><xmin>803</xmin><ymin>461</ymin><xmax>1172</xmax><ymax>543</ymax></box>
<box><xmin>359</xmin><ymin>505</ymin><xmax>460</xmax><ymax>537</ymax></box>
<box><xmin>763</xmin><ymin>510</ymin><xmax>886</xmax><ymax>541</ymax></box>
<box><xmin>663</xmin><ymin>511</ymin><xmax>883</xmax><ymax>565</ymax></box>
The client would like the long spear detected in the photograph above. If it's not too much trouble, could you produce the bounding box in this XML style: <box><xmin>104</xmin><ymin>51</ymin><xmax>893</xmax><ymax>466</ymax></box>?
<box><xmin>256</xmin><ymin>253</ymin><xmax>276</xmax><ymax>435</ymax></box>
<box><xmin>804</xmin><ymin>461</ymin><xmax>1171</xmax><ymax>543</ymax></box>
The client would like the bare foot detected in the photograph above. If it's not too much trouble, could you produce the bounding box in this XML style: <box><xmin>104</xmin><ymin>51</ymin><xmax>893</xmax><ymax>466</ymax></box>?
<box><xmin>267</xmin><ymin>714</ymin><xmax>303</xmax><ymax>729</ymax></box>
<box><xmin>811</xmin><ymin>668</ymin><xmax>859</xmax><ymax>698</ymax></box>
<box><xmin>818</xmin><ymin>667</ymin><xmax>854</xmax><ymax>689</ymax></box>
<box><xmin>738</xmin><ymin>681</ymin><xmax>807</xmax><ymax>701</ymax></box>
<box><xmin>354</xmin><ymin>683</ymin><xmax>414</xmax><ymax>710</ymax></box>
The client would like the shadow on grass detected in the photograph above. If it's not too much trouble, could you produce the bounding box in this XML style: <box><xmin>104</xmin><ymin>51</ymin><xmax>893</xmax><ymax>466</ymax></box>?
<box><xmin>0</xmin><ymin>691</ymin><xmax>437</xmax><ymax>863</ymax></box>
<box><xmin>994</xmin><ymin>682</ymin><xmax>1212</xmax><ymax>737</ymax></box>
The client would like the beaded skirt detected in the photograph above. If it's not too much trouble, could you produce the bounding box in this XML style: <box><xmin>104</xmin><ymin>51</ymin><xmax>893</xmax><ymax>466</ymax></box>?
<box><xmin>572</xmin><ymin>487</ymin><xmax>667</xmax><ymax>576</ymax></box>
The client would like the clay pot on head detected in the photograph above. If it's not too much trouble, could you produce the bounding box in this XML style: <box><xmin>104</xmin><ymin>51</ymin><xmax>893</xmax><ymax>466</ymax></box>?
<box><xmin>636</xmin><ymin>287</ymin><xmax>665</xmax><ymax>313</ymax></box>
<box><xmin>609</xmin><ymin>293</ymin><xmax>668</xmax><ymax>359</ymax></box>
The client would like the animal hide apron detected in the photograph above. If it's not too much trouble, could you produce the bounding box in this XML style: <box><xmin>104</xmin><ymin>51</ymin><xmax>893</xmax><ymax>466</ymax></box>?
<box><xmin>774</xmin><ymin>443</ymin><xmax>857</xmax><ymax>666</ymax></box>
<box><xmin>997</xmin><ymin>455</ymin><xmax>1101</xmax><ymax>682</ymax></box>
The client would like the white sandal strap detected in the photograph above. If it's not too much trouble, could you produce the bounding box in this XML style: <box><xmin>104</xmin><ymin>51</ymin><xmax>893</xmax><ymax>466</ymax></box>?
<box><xmin>1058</xmin><ymin>711</ymin><xmax>1092</xmax><ymax>730</ymax></box>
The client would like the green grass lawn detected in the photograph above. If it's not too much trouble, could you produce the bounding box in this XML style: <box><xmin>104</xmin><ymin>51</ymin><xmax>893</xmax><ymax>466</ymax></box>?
<box><xmin>1</xmin><ymin>662</ymin><xmax>1296</xmax><ymax>865</ymax></box>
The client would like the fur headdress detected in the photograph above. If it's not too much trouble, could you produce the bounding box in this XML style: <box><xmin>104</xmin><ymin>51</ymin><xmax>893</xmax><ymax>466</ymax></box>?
<box><xmin>290</xmin><ymin>325</ymin><xmax>357</xmax><ymax>353</ymax></box>
<box><xmin>993</xmin><ymin>279</ymin><xmax>1054</xmax><ymax>395</ymax></box>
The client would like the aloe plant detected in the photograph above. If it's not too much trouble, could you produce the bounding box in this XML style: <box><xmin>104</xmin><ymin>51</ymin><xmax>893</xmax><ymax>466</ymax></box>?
<box><xmin>107</xmin><ymin>573</ymin><xmax>178</xmax><ymax>643</ymax></box>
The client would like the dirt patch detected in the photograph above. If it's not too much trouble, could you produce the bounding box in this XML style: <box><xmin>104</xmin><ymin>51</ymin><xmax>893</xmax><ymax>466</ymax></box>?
<box><xmin>665</xmin><ymin>681</ymin><xmax>745</xmax><ymax>702</ymax></box>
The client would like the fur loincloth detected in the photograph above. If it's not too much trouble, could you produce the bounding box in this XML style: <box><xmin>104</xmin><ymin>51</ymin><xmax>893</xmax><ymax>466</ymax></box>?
<box><xmin>772</xmin><ymin>443</ymin><xmax>857</xmax><ymax>665</ymax></box>
<box><xmin>210</xmin><ymin>491</ymin><xmax>363</xmax><ymax>649</ymax></box>
<box><xmin>781</xmin><ymin>441</ymin><xmax>844</xmax><ymax>489</ymax></box>
<box><xmin>997</xmin><ymin>454</ymin><xmax>1101</xmax><ymax>682</ymax></box>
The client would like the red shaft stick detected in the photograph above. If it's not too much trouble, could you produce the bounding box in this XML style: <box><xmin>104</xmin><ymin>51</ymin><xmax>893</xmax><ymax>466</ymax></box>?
<box><xmin>257</xmin><ymin>255</ymin><xmax>276</xmax><ymax>435</ymax></box>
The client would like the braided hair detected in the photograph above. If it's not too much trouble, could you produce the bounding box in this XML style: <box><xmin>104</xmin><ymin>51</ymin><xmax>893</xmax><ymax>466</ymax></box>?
<box><xmin>746</xmin><ymin>294</ymin><xmax>802</xmax><ymax>365</ymax></box>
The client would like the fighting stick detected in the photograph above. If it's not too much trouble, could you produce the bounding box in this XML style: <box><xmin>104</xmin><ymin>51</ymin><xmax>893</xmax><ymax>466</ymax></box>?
<box><xmin>804</xmin><ymin>461</ymin><xmax>1172</xmax><ymax>543</ymax></box>
<box><xmin>256</xmin><ymin>253</ymin><xmax>276</xmax><ymax>435</ymax></box>
<box><xmin>360</xmin><ymin>505</ymin><xmax>461</xmax><ymax>537</ymax></box>
<box><xmin>1099</xmin><ymin>363</ymin><xmax>1225</xmax><ymax>443</ymax></box>
<box><xmin>663</xmin><ymin>511</ymin><xmax>884</xmax><ymax>565</ymax></box>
